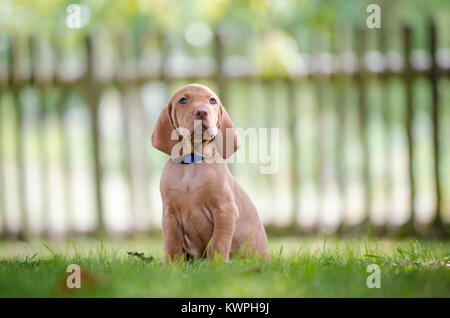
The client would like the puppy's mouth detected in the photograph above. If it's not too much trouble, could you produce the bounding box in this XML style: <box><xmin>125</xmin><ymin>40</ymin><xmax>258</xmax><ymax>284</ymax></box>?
<box><xmin>192</xmin><ymin>120</ymin><xmax>217</xmax><ymax>140</ymax></box>
<box><xmin>190</xmin><ymin>121</ymin><xmax>216</xmax><ymax>155</ymax></box>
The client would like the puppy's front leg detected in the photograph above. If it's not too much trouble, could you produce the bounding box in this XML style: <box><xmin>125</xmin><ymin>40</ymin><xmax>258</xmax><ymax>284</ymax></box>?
<box><xmin>162</xmin><ymin>207</ymin><xmax>184</xmax><ymax>263</ymax></box>
<box><xmin>207</xmin><ymin>203</ymin><xmax>238</xmax><ymax>261</ymax></box>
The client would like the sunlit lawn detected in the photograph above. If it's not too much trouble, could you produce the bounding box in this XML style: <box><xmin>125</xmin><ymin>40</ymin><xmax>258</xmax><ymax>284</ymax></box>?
<box><xmin>0</xmin><ymin>235</ymin><xmax>449</xmax><ymax>297</ymax></box>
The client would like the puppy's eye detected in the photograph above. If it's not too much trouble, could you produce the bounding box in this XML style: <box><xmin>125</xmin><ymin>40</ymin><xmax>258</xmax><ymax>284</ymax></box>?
<box><xmin>209</xmin><ymin>98</ymin><xmax>217</xmax><ymax>105</ymax></box>
<box><xmin>179</xmin><ymin>97</ymin><xmax>188</xmax><ymax>104</ymax></box>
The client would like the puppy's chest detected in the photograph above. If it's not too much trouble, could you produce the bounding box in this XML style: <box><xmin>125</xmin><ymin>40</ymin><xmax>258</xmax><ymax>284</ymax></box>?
<box><xmin>164</xmin><ymin>178</ymin><xmax>210</xmax><ymax>198</ymax></box>
<box><xmin>164</xmin><ymin>183</ymin><xmax>215</xmax><ymax>250</ymax></box>
<box><xmin>162</xmin><ymin>172</ymin><xmax>218</xmax><ymax>227</ymax></box>
<box><xmin>163</xmin><ymin>187</ymin><xmax>213</xmax><ymax>217</ymax></box>
<box><xmin>163</xmin><ymin>168</ymin><xmax>217</xmax><ymax>201</ymax></box>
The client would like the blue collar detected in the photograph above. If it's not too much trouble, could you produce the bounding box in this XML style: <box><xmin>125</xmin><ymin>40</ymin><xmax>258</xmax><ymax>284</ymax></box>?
<box><xmin>171</xmin><ymin>154</ymin><xmax>204</xmax><ymax>164</ymax></box>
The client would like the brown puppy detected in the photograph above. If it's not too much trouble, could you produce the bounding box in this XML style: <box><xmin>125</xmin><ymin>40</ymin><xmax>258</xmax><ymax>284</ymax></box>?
<box><xmin>151</xmin><ymin>83</ymin><xmax>268</xmax><ymax>262</ymax></box>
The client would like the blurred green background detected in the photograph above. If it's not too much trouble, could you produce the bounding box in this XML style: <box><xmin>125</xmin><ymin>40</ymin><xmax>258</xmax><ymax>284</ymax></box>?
<box><xmin>0</xmin><ymin>0</ymin><xmax>449</xmax><ymax>239</ymax></box>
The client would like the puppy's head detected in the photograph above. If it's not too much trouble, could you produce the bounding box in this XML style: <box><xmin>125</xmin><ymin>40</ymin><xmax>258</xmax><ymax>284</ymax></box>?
<box><xmin>151</xmin><ymin>83</ymin><xmax>239</xmax><ymax>159</ymax></box>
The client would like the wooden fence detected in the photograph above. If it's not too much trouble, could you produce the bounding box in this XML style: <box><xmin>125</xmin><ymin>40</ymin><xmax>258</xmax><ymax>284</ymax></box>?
<box><xmin>0</xmin><ymin>20</ymin><xmax>448</xmax><ymax>239</ymax></box>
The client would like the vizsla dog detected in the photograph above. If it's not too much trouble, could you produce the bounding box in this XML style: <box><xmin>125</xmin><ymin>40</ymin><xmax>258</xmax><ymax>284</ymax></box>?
<box><xmin>151</xmin><ymin>83</ymin><xmax>268</xmax><ymax>262</ymax></box>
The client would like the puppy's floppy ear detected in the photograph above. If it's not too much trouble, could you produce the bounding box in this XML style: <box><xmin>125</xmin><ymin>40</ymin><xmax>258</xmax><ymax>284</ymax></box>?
<box><xmin>151</xmin><ymin>101</ymin><xmax>179</xmax><ymax>156</ymax></box>
<box><xmin>217</xmin><ymin>103</ymin><xmax>240</xmax><ymax>159</ymax></box>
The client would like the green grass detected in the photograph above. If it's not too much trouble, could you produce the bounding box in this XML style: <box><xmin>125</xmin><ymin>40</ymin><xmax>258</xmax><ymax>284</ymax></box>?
<box><xmin>0</xmin><ymin>235</ymin><xmax>449</xmax><ymax>297</ymax></box>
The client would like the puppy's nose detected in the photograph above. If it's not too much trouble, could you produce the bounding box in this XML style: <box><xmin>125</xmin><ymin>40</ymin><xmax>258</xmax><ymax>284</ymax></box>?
<box><xmin>193</xmin><ymin>108</ymin><xmax>209</xmax><ymax>119</ymax></box>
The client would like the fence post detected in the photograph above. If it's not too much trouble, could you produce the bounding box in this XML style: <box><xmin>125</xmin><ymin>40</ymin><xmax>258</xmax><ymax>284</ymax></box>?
<box><xmin>402</xmin><ymin>25</ymin><xmax>416</xmax><ymax>234</ymax></box>
<box><xmin>85</xmin><ymin>34</ymin><xmax>106</xmax><ymax>235</ymax></box>
<box><xmin>53</xmin><ymin>35</ymin><xmax>73</xmax><ymax>236</ymax></box>
<box><xmin>286</xmin><ymin>78</ymin><xmax>300</xmax><ymax>229</ymax></box>
<box><xmin>30</xmin><ymin>35</ymin><xmax>51</xmax><ymax>237</ymax></box>
<box><xmin>263</xmin><ymin>79</ymin><xmax>279</xmax><ymax>227</ymax></box>
<box><xmin>428</xmin><ymin>20</ymin><xmax>447</xmax><ymax>237</ymax></box>
<box><xmin>333</xmin><ymin>25</ymin><xmax>349</xmax><ymax>234</ymax></box>
<box><xmin>11</xmin><ymin>36</ymin><xmax>29</xmax><ymax>240</ymax></box>
<box><xmin>356</xmin><ymin>27</ymin><xmax>371</xmax><ymax>231</ymax></box>
<box><xmin>135</xmin><ymin>30</ymin><xmax>151</xmax><ymax>231</ymax></box>
<box><xmin>379</xmin><ymin>24</ymin><xmax>390</xmax><ymax>235</ymax></box>
<box><xmin>0</xmin><ymin>36</ymin><xmax>14</xmax><ymax>238</ymax></box>
<box><xmin>56</xmin><ymin>86</ymin><xmax>71</xmax><ymax>234</ymax></box>
<box><xmin>311</xmin><ymin>32</ymin><xmax>326</xmax><ymax>232</ymax></box>
<box><xmin>116</xmin><ymin>33</ymin><xmax>136</xmax><ymax>233</ymax></box>
<box><xmin>0</xmin><ymin>53</ymin><xmax>4</xmax><ymax>237</ymax></box>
